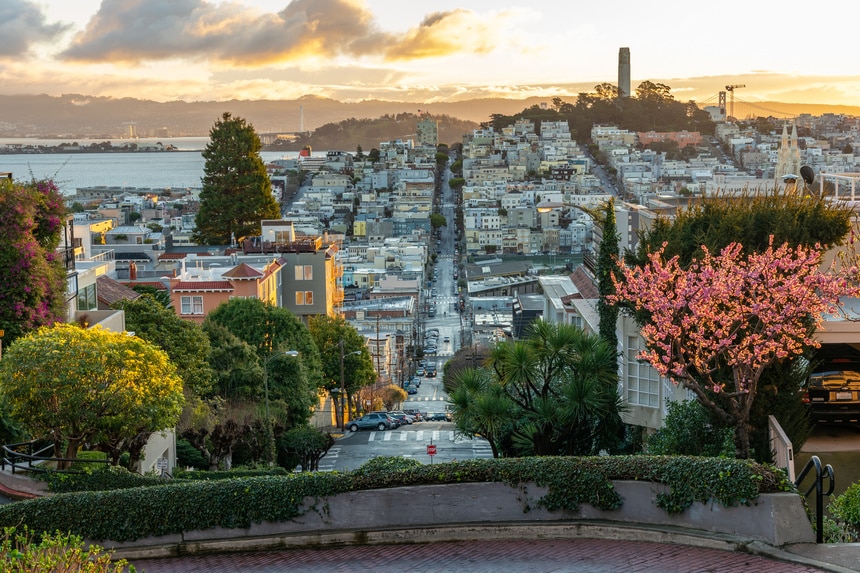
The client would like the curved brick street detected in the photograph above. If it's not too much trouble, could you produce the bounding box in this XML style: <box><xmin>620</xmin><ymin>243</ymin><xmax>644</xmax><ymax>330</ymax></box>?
<box><xmin>130</xmin><ymin>538</ymin><xmax>831</xmax><ymax>573</ymax></box>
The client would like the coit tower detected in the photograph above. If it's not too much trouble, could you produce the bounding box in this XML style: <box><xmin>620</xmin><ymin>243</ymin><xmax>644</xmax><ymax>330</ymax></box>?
<box><xmin>618</xmin><ymin>47</ymin><xmax>631</xmax><ymax>98</ymax></box>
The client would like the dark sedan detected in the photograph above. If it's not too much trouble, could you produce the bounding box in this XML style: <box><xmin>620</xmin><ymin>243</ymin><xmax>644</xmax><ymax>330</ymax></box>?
<box><xmin>805</xmin><ymin>370</ymin><xmax>860</xmax><ymax>424</ymax></box>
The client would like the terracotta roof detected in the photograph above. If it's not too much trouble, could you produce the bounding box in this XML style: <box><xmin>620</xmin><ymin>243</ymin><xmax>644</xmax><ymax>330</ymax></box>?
<box><xmin>96</xmin><ymin>275</ymin><xmax>141</xmax><ymax>305</ymax></box>
<box><xmin>222</xmin><ymin>263</ymin><xmax>264</xmax><ymax>279</ymax></box>
<box><xmin>158</xmin><ymin>253</ymin><xmax>188</xmax><ymax>260</ymax></box>
<box><xmin>172</xmin><ymin>281</ymin><xmax>234</xmax><ymax>292</ymax></box>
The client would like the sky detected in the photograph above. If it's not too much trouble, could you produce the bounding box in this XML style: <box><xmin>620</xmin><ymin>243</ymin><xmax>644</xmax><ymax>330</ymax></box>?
<box><xmin>2</xmin><ymin>0</ymin><xmax>858</xmax><ymax>106</ymax></box>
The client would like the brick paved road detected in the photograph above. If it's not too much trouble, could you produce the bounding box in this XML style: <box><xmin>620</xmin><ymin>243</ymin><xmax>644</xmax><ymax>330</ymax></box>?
<box><xmin>130</xmin><ymin>539</ymin><xmax>830</xmax><ymax>573</ymax></box>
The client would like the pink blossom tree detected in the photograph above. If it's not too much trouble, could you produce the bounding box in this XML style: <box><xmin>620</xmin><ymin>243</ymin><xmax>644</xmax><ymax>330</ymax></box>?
<box><xmin>610</xmin><ymin>238</ymin><xmax>860</xmax><ymax>459</ymax></box>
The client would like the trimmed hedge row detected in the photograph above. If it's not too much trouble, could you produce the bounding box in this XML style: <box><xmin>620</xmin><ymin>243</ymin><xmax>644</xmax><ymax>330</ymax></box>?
<box><xmin>0</xmin><ymin>456</ymin><xmax>794</xmax><ymax>543</ymax></box>
<box><xmin>43</xmin><ymin>466</ymin><xmax>290</xmax><ymax>493</ymax></box>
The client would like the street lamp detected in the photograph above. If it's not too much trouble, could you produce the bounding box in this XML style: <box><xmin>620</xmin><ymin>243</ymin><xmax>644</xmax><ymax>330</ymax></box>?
<box><xmin>263</xmin><ymin>349</ymin><xmax>299</xmax><ymax>465</ymax></box>
<box><xmin>338</xmin><ymin>339</ymin><xmax>362</xmax><ymax>431</ymax></box>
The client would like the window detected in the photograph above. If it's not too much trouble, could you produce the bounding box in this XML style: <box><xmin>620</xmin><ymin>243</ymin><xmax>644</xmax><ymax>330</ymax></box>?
<box><xmin>295</xmin><ymin>265</ymin><xmax>313</xmax><ymax>281</ymax></box>
<box><xmin>295</xmin><ymin>291</ymin><xmax>313</xmax><ymax>305</ymax></box>
<box><xmin>76</xmin><ymin>283</ymin><xmax>96</xmax><ymax>311</ymax></box>
<box><xmin>625</xmin><ymin>336</ymin><xmax>660</xmax><ymax>407</ymax></box>
<box><xmin>181</xmin><ymin>295</ymin><xmax>204</xmax><ymax>315</ymax></box>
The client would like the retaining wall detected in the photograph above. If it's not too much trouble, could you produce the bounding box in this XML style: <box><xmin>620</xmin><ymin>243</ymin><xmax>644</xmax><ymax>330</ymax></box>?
<box><xmin>107</xmin><ymin>480</ymin><xmax>815</xmax><ymax>560</ymax></box>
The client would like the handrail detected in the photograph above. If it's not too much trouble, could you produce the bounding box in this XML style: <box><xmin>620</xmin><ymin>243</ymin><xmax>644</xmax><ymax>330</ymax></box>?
<box><xmin>794</xmin><ymin>455</ymin><xmax>835</xmax><ymax>543</ymax></box>
<box><xmin>1</xmin><ymin>440</ymin><xmax>109</xmax><ymax>474</ymax></box>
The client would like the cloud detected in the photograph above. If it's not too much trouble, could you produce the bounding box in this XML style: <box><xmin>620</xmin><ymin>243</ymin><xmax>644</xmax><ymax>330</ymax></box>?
<box><xmin>0</xmin><ymin>0</ymin><xmax>71</xmax><ymax>57</ymax></box>
<box><xmin>58</xmin><ymin>0</ymin><xmax>506</xmax><ymax>66</ymax></box>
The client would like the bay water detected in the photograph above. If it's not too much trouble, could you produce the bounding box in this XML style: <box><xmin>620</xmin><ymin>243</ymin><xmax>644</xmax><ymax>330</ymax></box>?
<box><xmin>0</xmin><ymin>137</ymin><xmax>296</xmax><ymax>196</ymax></box>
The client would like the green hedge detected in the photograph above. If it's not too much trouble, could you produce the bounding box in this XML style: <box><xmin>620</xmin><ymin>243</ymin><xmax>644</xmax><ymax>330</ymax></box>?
<box><xmin>0</xmin><ymin>456</ymin><xmax>793</xmax><ymax>543</ymax></box>
<box><xmin>174</xmin><ymin>468</ymin><xmax>289</xmax><ymax>480</ymax></box>
<box><xmin>43</xmin><ymin>465</ymin><xmax>167</xmax><ymax>493</ymax></box>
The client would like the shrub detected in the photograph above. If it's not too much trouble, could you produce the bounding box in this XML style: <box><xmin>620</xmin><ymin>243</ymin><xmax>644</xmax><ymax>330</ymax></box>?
<box><xmin>646</xmin><ymin>399</ymin><xmax>735</xmax><ymax>457</ymax></box>
<box><xmin>828</xmin><ymin>482</ymin><xmax>860</xmax><ymax>540</ymax></box>
<box><xmin>174</xmin><ymin>467</ymin><xmax>288</xmax><ymax>481</ymax></box>
<box><xmin>43</xmin><ymin>465</ymin><xmax>166</xmax><ymax>494</ymax></box>
<box><xmin>1</xmin><ymin>526</ymin><xmax>134</xmax><ymax>572</ymax></box>
<box><xmin>176</xmin><ymin>438</ymin><xmax>208</xmax><ymax>470</ymax></box>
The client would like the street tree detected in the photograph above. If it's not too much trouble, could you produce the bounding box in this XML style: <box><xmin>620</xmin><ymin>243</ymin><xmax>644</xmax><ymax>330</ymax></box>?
<box><xmin>193</xmin><ymin>112</ymin><xmax>280</xmax><ymax>245</ymax></box>
<box><xmin>429</xmin><ymin>213</ymin><xmax>447</xmax><ymax>229</ymax></box>
<box><xmin>611</xmin><ymin>239</ymin><xmax>860</xmax><ymax>459</ymax></box>
<box><xmin>204</xmin><ymin>298</ymin><xmax>323</xmax><ymax>460</ymax></box>
<box><xmin>308</xmin><ymin>315</ymin><xmax>375</xmax><ymax>419</ymax></box>
<box><xmin>0</xmin><ymin>179</ymin><xmax>67</xmax><ymax>345</ymax></box>
<box><xmin>0</xmin><ymin>324</ymin><xmax>184</xmax><ymax>468</ymax></box>
<box><xmin>280</xmin><ymin>426</ymin><xmax>335</xmax><ymax>472</ymax></box>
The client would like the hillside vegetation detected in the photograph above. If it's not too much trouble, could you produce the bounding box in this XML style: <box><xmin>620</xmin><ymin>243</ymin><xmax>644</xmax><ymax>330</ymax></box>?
<box><xmin>263</xmin><ymin>112</ymin><xmax>479</xmax><ymax>152</ymax></box>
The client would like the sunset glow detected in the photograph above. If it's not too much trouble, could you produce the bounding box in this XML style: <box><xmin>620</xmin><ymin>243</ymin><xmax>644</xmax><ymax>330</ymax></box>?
<box><xmin>2</xmin><ymin>0</ymin><xmax>857</xmax><ymax>106</ymax></box>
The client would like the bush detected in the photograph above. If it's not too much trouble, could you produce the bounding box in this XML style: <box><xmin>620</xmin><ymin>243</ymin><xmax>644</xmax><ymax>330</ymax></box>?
<box><xmin>1</xmin><ymin>526</ymin><xmax>134</xmax><ymax>572</ymax></box>
<box><xmin>828</xmin><ymin>481</ymin><xmax>860</xmax><ymax>540</ymax></box>
<box><xmin>646</xmin><ymin>399</ymin><xmax>735</xmax><ymax>458</ymax></box>
<box><xmin>0</xmin><ymin>456</ymin><xmax>792</xmax><ymax>544</ymax></box>
<box><xmin>174</xmin><ymin>467</ymin><xmax>288</xmax><ymax>481</ymax></box>
<box><xmin>176</xmin><ymin>438</ymin><xmax>208</xmax><ymax>470</ymax></box>
<box><xmin>43</xmin><ymin>465</ymin><xmax>166</xmax><ymax>494</ymax></box>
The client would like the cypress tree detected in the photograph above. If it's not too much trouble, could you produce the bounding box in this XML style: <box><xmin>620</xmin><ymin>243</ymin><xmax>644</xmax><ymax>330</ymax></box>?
<box><xmin>597</xmin><ymin>198</ymin><xmax>619</xmax><ymax>353</ymax></box>
<box><xmin>193</xmin><ymin>112</ymin><xmax>280</xmax><ymax>245</ymax></box>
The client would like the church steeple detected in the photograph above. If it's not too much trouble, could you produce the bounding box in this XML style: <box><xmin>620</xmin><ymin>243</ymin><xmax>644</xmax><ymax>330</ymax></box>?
<box><xmin>775</xmin><ymin>121</ymin><xmax>802</xmax><ymax>184</ymax></box>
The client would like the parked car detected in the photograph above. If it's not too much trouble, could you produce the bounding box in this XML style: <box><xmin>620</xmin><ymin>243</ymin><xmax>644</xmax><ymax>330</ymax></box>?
<box><xmin>347</xmin><ymin>412</ymin><xmax>394</xmax><ymax>432</ymax></box>
<box><xmin>404</xmin><ymin>409</ymin><xmax>424</xmax><ymax>421</ymax></box>
<box><xmin>407</xmin><ymin>386</ymin><xmax>418</xmax><ymax>395</ymax></box>
<box><xmin>426</xmin><ymin>412</ymin><xmax>449</xmax><ymax>421</ymax></box>
<box><xmin>804</xmin><ymin>370</ymin><xmax>860</xmax><ymax>424</ymax></box>
<box><xmin>415</xmin><ymin>367</ymin><xmax>425</xmax><ymax>376</ymax></box>
<box><xmin>388</xmin><ymin>411</ymin><xmax>414</xmax><ymax>424</ymax></box>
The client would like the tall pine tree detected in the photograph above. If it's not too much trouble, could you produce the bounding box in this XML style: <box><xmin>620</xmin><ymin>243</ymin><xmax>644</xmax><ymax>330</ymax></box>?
<box><xmin>193</xmin><ymin>112</ymin><xmax>280</xmax><ymax>245</ymax></box>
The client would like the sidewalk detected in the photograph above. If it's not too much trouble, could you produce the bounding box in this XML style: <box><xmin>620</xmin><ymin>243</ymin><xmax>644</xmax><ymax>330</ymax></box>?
<box><xmin>0</xmin><ymin>465</ymin><xmax>49</xmax><ymax>500</ymax></box>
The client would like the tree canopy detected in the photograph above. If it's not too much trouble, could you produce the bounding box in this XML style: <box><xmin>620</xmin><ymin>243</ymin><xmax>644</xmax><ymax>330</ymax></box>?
<box><xmin>449</xmin><ymin>322</ymin><xmax>623</xmax><ymax>458</ymax></box>
<box><xmin>112</xmin><ymin>294</ymin><xmax>214</xmax><ymax>396</ymax></box>
<box><xmin>486</xmin><ymin>82</ymin><xmax>715</xmax><ymax>144</ymax></box>
<box><xmin>193</xmin><ymin>112</ymin><xmax>280</xmax><ymax>245</ymax></box>
<box><xmin>619</xmin><ymin>189</ymin><xmax>854</xmax><ymax>460</ymax></box>
<box><xmin>0</xmin><ymin>179</ymin><xmax>67</xmax><ymax>345</ymax></box>
<box><xmin>612</xmin><ymin>239</ymin><xmax>860</xmax><ymax>458</ymax></box>
<box><xmin>308</xmin><ymin>315</ymin><xmax>375</xmax><ymax>423</ymax></box>
<box><xmin>0</xmin><ymin>324</ymin><xmax>184</xmax><ymax>468</ymax></box>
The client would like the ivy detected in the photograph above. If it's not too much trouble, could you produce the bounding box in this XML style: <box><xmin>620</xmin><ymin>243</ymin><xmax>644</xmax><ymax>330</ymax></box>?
<box><xmin>1</xmin><ymin>456</ymin><xmax>793</xmax><ymax>542</ymax></box>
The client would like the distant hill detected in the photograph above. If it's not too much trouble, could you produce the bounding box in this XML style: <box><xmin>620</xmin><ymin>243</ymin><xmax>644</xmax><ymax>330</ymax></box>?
<box><xmin>0</xmin><ymin>93</ymin><xmax>856</xmax><ymax>141</ymax></box>
<box><xmin>263</xmin><ymin>112</ymin><xmax>480</xmax><ymax>152</ymax></box>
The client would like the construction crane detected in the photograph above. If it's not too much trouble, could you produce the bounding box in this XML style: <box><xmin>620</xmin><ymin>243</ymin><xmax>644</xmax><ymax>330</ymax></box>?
<box><xmin>725</xmin><ymin>84</ymin><xmax>746</xmax><ymax>121</ymax></box>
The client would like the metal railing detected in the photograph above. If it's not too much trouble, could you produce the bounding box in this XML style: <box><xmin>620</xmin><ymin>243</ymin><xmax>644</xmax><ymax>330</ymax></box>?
<box><xmin>1</xmin><ymin>439</ymin><xmax>109</xmax><ymax>474</ymax></box>
<box><xmin>794</xmin><ymin>455</ymin><xmax>835</xmax><ymax>543</ymax></box>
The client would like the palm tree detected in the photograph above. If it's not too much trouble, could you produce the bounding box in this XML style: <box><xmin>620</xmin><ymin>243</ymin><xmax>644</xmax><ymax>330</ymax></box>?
<box><xmin>449</xmin><ymin>368</ymin><xmax>515</xmax><ymax>458</ymax></box>
<box><xmin>491</xmin><ymin>322</ymin><xmax>623</xmax><ymax>456</ymax></box>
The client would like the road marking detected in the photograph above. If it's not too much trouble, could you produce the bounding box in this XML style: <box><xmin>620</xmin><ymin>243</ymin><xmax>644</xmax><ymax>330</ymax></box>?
<box><xmin>416</xmin><ymin>430</ymin><xmax>424</xmax><ymax>440</ymax></box>
<box><xmin>383</xmin><ymin>431</ymin><xmax>392</xmax><ymax>441</ymax></box>
<box><xmin>400</xmin><ymin>432</ymin><xmax>407</xmax><ymax>441</ymax></box>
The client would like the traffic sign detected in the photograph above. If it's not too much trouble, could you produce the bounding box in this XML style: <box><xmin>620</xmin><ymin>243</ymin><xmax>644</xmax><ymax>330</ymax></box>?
<box><xmin>426</xmin><ymin>444</ymin><xmax>437</xmax><ymax>456</ymax></box>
